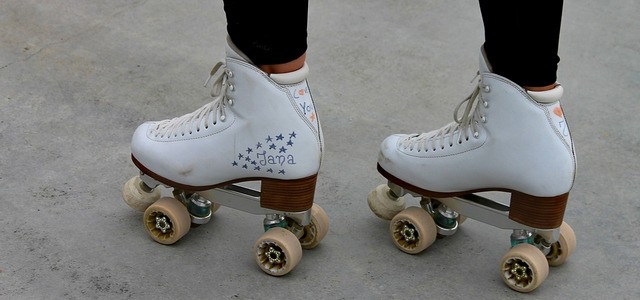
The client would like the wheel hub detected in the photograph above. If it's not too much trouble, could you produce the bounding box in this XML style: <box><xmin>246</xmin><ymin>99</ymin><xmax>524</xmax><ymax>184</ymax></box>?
<box><xmin>265</xmin><ymin>246</ymin><xmax>283</xmax><ymax>264</ymax></box>
<box><xmin>401</xmin><ymin>224</ymin><xmax>417</xmax><ymax>242</ymax></box>
<box><xmin>510</xmin><ymin>262</ymin><xmax>530</xmax><ymax>281</ymax></box>
<box><xmin>155</xmin><ymin>216</ymin><xmax>172</xmax><ymax>233</ymax></box>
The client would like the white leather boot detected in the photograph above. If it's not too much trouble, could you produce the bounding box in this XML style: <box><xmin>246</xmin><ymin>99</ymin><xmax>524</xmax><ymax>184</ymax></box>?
<box><xmin>377</xmin><ymin>49</ymin><xmax>576</xmax><ymax>229</ymax></box>
<box><xmin>130</xmin><ymin>38</ymin><xmax>323</xmax><ymax>212</ymax></box>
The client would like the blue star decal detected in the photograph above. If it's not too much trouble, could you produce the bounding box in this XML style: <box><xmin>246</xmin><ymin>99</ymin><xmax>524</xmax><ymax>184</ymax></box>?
<box><xmin>269</xmin><ymin>144</ymin><xmax>277</xmax><ymax>150</ymax></box>
<box><xmin>279</xmin><ymin>146</ymin><xmax>287</xmax><ymax>153</ymax></box>
<box><xmin>278</xmin><ymin>170</ymin><xmax>286</xmax><ymax>174</ymax></box>
<box><xmin>287</xmin><ymin>140</ymin><xmax>294</xmax><ymax>146</ymax></box>
<box><xmin>242</xmin><ymin>164</ymin><xmax>248</xmax><ymax>169</ymax></box>
<box><xmin>232</xmin><ymin>161</ymin><xmax>238</xmax><ymax>166</ymax></box>
<box><xmin>254</xmin><ymin>166</ymin><xmax>261</xmax><ymax>171</ymax></box>
<box><xmin>276</xmin><ymin>134</ymin><xmax>284</xmax><ymax>141</ymax></box>
<box><xmin>245</xmin><ymin>157</ymin><xmax>252</xmax><ymax>162</ymax></box>
<box><xmin>251</xmin><ymin>160</ymin><xmax>257</xmax><ymax>165</ymax></box>
<box><xmin>238</xmin><ymin>153</ymin><xmax>244</xmax><ymax>160</ymax></box>
<box><xmin>267</xmin><ymin>169</ymin><xmax>273</xmax><ymax>173</ymax></box>
<box><xmin>265</xmin><ymin>136</ymin><xmax>273</xmax><ymax>142</ymax></box>
<box><xmin>289</xmin><ymin>132</ymin><xmax>297</xmax><ymax>139</ymax></box>
<box><xmin>246</xmin><ymin>147</ymin><xmax>253</xmax><ymax>154</ymax></box>
<box><xmin>256</xmin><ymin>142</ymin><xmax>262</xmax><ymax>149</ymax></box>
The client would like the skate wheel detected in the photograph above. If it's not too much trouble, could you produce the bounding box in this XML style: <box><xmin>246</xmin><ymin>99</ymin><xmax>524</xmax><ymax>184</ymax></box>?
<box><xmin>389</xmin><ymin>207</ymin><xmax>437</xmax><ymax>254</ymax></box>
<box><xmin>368</xmin><ymin>184</ymin><xmax>406</xmax><ymax>220</ymax></box>
<box><xmin>143</xmin><ymin>197</ymin><xmax>191</xmax><ymax>245</ymax></box>
<box><xmin>254</xmin><ymin>227</ymin><xmax>302</xmax><ymax>276</ymax></box>
<box><xmin>500</xmin><ymin>243</ymin><xmax>549</xmax><ymax>293</ymax></box>
<box><xmin>122</xmin><ymin>176</ymin><xmax>160</xmax><ymax>212</ymax></box>
<box><xmin>546</xmin><ymin>221</ymin><xmax>576</xmax><ymax>267</ymax></box>
<box><xmin>299</xmin><ymin>203</ymin><xmax>330</xmax><ymax>249</ymax></box>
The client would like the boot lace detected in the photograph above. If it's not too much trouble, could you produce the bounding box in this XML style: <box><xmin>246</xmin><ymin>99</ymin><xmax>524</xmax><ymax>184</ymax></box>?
<box><xmin>401</xmin><ymin>76</ymin><xmax>489</xmax><ymax>152</ymax></box>
<box><xmin>152</xmin><ymin>62</ymin><xmax>234</xmax><ymax>138</ymax></box>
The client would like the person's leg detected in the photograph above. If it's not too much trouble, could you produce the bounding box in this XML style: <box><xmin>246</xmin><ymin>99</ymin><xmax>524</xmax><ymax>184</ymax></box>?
<box><xmin>128</xmin><ymin>1</ymin><xmax>323</xmax><ymax>216</ymax></box>
<box><xmin>224</xmin><ymin>0</ymin><xmax>308</xmax><ymax>73</ymax></box>
<box><xmin>479</xmin><ymin>0</ymin><xmax>563</xmax><ymax>90</ymax></box>
<box><xmin>370</xmin><ymin>1</ymin><xmax>575</xmax><ymax>233</ymax></box>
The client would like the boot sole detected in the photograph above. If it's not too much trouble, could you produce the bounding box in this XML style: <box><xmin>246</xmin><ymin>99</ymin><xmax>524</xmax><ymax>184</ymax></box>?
<box><xmin>132</xmin><ymin>155</ymin><xmax>317</xmax><ymax>212</ymax></box>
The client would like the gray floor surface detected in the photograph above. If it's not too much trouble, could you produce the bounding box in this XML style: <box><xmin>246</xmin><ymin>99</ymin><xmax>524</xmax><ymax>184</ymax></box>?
<box><xmin>1</xmin><ymin>0</ymin><xmax>638</xmax><ymax>299</ymax></box>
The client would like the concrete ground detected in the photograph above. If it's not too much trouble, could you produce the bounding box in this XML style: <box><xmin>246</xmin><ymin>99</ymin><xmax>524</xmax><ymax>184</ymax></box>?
<box><xmin>1</xmin><ymin>0</ymin><xmax>638</xmax><ymax>299</ymax></box>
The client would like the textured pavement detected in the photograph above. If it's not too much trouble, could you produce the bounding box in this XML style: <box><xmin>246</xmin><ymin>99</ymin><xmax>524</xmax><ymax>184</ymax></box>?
<box><xmin>1</xmin><ymin>0</ymin><xmax>639</xmax><ymax>299</ymax></box>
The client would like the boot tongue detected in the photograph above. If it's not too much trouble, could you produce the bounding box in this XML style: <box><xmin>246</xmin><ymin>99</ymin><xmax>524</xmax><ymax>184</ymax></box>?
<box><xmin>225</xmin><ymin>36</ymin><xmax>253</xmax><ymax>63</ymax></box>
<box><xmin>479</xmin><ymin>46</ymin><xmax>493</xmax><ymax>74</ymax></box>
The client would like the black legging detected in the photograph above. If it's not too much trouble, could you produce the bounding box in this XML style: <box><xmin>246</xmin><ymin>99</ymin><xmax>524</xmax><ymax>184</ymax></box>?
<box><xmin>480</xmin><ymin>0</ymin><xmax>563</xmax><ymax>87</ymax></box>
<box><xmin>223</xmin><ymin>0</ymin><xmax>308</xmax><ymax>66</ymax></box>
<box><xmin>224</xmin><ymin>0</ymin><xmax>563</xmax><ymax>87</ymax></box>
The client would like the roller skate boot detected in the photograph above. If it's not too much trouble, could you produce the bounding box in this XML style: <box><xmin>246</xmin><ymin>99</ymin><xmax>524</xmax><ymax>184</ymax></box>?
<box><xmin>122</xmin><ymin>38</ymin><xmax>328</xmax><ymax>276</ymax></box>
<box><xmin>368</xmin><ymin>48</ymin><xmax>577</xmax><ymax>292</ymax></box>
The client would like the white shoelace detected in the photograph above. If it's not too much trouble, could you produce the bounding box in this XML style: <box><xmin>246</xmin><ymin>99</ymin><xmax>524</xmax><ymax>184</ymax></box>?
<box><xmin>152</xmin><ymin>62</ymin><xmax>234</xmax><ymax>138</ymax></box>
<box><xmin>402</xmin><ymin>78</ymin><xmax>489</xmax><ymax>152</ymax></box>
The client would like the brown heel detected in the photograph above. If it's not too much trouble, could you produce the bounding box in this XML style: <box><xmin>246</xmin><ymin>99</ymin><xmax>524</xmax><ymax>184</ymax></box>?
<box><xmin>509</xmin><ymin>192</ymin><xmax>569</xmax><ymax>229</ymax></box>
<box><xmin>260</xmin><ymin>174</ymin><xmax>318</xmax><ymax>212</ymax></box>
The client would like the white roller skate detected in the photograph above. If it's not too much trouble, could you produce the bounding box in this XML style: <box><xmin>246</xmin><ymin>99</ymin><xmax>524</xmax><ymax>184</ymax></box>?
<box><xmin>122</xmin><ymin>38</ymin><xmax>328</xmax><ymax>276</ymax></box>
<box><xmin>368</xmin><ymin>48</ymin><xmax>577</xmax><ymax>292</ymax></box>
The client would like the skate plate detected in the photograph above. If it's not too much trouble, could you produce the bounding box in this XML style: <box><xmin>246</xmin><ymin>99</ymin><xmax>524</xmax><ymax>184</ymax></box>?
<box><xmin>387</xmin><ymin>182</ymin><xmax>560</xmax><ymax>243</ymax></box>
<box><xmin>139</xmin><ymin>173</ymin><xmax>311</xmax><ymax>226</ymax></box>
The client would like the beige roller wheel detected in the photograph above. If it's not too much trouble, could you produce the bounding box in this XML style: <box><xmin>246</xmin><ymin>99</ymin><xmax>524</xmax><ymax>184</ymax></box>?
<box><xmin>298</xmin><ymin>204</ymin><xmax>330</xmax><ymax>249</ymax></box>
<box><xmin>389</xmin><ymin>207</ymin><xmax>437</xmax><ymax>254</ymax></box>
<box><xmin>143</xmin><ymin>197</ymin><xmax>191</xmax><ymax>245</ymax></box>
<box><xmin>254</xmin><ymin>227</ymin><xmax>302</xmax><ymax>276</ymax></box>
<box><xmin>500</xmin><ymin>243</ymin><xmax>549</xmax><ymax>293</ymax></box>
<box><xmin>123</xmin><ymin>176</ymin><xmax>160</xmax><ymax>212</ymax></box>
<box><xmin>368</xmin><ymin>184</ymin><xmax>406</xmax><ymax>220</ymax></box>
<box><xmin>546</xmin><ymin>222</ymin><xmax>577</xmax><ymax>267</ymax></box>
